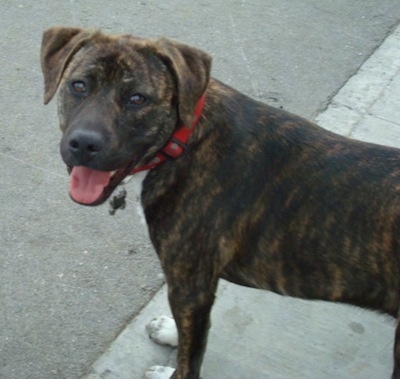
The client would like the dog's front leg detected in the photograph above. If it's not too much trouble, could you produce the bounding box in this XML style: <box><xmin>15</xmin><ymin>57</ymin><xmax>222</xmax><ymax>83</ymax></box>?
<box><xmin>168</xmin><ymin>280</ymin><xmax>218</xmax><ymax>379</ymax></box>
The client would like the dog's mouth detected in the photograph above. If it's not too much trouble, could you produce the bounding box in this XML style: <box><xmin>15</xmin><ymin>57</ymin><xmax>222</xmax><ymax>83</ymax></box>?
<box><xmin>68</xmin><ymin>164</ymin><xmax>133</xmax><ymax>206</ymax></box>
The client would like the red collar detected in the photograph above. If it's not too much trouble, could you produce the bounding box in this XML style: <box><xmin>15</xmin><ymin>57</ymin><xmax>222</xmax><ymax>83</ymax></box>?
<box><xmin>131</xmin><ymin>94</ymin><xmax>206</xmax><ymax>174</ymax></box>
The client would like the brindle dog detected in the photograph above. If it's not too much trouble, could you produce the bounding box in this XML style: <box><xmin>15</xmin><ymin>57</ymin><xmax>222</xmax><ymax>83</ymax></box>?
<box><xmin>41</xmin><ymin>27</ymin><xmax>400</xmax><ymax>379</ymax></box>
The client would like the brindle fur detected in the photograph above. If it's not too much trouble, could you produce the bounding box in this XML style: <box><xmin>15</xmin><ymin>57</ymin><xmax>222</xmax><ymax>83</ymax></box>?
<box><xmin>41</xmin><ymin>27</ymin><xmax>400</xmax><ymax>379</ymax></box>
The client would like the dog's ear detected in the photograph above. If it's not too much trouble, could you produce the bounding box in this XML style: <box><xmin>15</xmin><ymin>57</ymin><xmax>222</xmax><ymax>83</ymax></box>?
<box><xmin>154</xmin><ymin>38</ymin><xmax>212</xmax><ymax>126</ymax></box>
<box><xmin>40</xmin><ymin>27</ymin><xmax>94</xmax><ymax>104</ymax></box>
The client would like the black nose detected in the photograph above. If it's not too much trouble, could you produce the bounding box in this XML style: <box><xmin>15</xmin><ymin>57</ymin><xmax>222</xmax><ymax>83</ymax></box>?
<box><xmin>68</xmin><ymin>129</ymin><xmax>105</xmax><ymax>163</ymax></box>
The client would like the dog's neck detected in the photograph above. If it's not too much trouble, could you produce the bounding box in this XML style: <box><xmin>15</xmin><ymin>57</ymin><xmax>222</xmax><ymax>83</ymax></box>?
<box><xmin>130</xmin><ymin>94</ymin><xmax>206</xmax><ymax>174</ymax></box>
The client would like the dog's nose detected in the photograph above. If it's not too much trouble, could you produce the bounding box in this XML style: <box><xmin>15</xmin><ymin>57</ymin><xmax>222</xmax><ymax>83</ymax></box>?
<box><xmin>68</xmin><ymin>129</ymin><xmax>105</xmax><ymax>163</ymax></box>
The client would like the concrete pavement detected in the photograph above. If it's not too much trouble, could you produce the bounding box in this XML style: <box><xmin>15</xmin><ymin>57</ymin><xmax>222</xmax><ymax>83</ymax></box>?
<box><xmin>1</xmin><ymin>1</ymin><xmax>400</xmax><ymax>379</ymax></box>
<box><xmin>85</xmin><ymin>22</ymin><xmax>400</xmax><ymax>379</ymax></box>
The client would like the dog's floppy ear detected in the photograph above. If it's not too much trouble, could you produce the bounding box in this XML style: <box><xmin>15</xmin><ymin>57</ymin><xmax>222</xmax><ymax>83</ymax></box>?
<box><xmin>154</xmin><ymin>38</ymin><xmax>212</xmax><ymax>126</ymax></box>
<box><xmin>40</xmin><ymin>27</ymin><xmax>94</xmax><ymax>104</ymax></box>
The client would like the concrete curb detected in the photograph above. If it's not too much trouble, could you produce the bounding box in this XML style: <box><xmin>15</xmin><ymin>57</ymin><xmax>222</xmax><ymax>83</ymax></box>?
<box><xmin>315</xmin><ymin>24</ymin><xmax>400</xmax><ymax>141</ymax></box>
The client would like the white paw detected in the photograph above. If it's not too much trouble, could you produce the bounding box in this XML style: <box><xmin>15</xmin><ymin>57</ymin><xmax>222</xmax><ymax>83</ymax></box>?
<box><xmin>145</xmin><ymin>365</ymin><xmax>175</xmax><ymax>379</ymax></box>
<box><xmin>146</xmin><ymin>315</ymin><xmax>178</xmax><ymax>347</ymax></box>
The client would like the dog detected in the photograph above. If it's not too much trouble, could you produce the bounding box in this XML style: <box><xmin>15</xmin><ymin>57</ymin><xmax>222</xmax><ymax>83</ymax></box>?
<box><xmin>41</xmin><ymin>26</ymin><xmax>400</xmax><ymax>379</ymax></box>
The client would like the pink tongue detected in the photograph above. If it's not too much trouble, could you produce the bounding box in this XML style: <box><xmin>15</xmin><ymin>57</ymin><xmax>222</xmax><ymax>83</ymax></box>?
<box><xmin>70</xmin><ymin>166</ymin><xmax>112</xmax><ymax>204</ymax></box>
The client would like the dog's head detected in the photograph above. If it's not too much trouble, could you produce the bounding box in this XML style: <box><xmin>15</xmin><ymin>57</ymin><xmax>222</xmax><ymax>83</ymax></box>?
<box><xmin>40</xmin><ymin>27</ymin><xmax>211</xmax><ymax>205</ymax></box>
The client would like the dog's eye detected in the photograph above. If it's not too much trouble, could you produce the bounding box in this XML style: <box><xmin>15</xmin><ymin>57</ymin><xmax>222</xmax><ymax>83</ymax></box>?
<box><xmin>70</xmin><ymin>81</ymin><xmax>87</xmax><ymax>95</ymax></box>
<box><xmin>127</xmin><ymin>94</ymin><xmax>147</xmax><ymax>107</ymax></box>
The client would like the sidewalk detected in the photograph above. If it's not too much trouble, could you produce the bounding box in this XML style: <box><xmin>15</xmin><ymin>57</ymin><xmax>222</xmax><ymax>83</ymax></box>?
<box><xmin>84</xmin><ymin>24</ymin><xmax>400</xmax><ymax>379</ymax></box>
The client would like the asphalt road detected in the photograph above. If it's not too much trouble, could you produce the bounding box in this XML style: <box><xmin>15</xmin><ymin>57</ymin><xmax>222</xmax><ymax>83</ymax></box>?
<box><xmin>1</xmin><ymin>1</ymin><xmax>400</xmax><ymax>378</ymax></box>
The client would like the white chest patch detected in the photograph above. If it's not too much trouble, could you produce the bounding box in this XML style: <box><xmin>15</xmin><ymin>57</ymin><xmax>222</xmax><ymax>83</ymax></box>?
<box><xmin>128</xmin><ymin>170</ymin><xmax>148</xmax><ymax>225</ymax></box>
